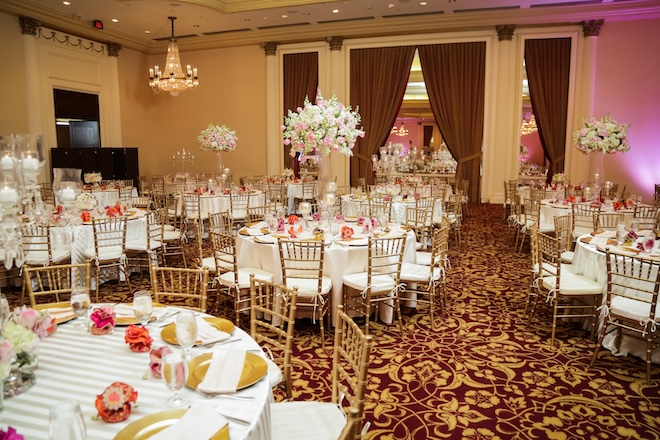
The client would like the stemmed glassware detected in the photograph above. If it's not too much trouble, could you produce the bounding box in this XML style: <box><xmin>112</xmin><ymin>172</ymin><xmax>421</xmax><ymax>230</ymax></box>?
<box><xmin>161</xmin><ymin>346</ymin><xmax>189</xmax><ymax>408</ymax></box>
<box><xmin>643</xmin><ymin>232</ymin><xmax>655</xmax><ymax>253</ymax></box>
<box><xmin>70</xmin><ymin>288</ymin><xmax>91</xmax><ymax>329</ymax></box>
<box><xmin>48</xmin><ymin>400</ymin><xmax>86</xmax><ymax>440</ymax></box>
<box><xmin>175</xmin><ymin>310</ymin><xmax>198</xmax><ymax>360</ymax></box>
<box><xmin>133</xmin><ymin>290</ymin><xmax>153</xmax><ymax>326</ymax></box>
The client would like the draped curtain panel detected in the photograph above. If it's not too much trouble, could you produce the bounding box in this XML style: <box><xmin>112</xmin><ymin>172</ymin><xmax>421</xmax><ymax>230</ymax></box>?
<box><xmin>349</xmin><ymin>46</ymin><xmax>415</xmax><ymax>186</ymax></box>
<box><xmin>524</xmin><ymin>38</ymin><xmax>571</xmax><ymax>178</ymax></box>
<box><xmin>418</xmin><ymin>42</ymin><xmax>486</xmax><ymax>203</ymax></box>
<box><xmin>283</xmin><ymin>52</ymin><xmax>319</xmax><ymax>171</ymax></box>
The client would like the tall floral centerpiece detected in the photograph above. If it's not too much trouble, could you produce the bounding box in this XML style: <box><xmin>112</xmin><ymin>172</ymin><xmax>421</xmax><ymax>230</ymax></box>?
<box><xmin>573</xmin><ymin>114</ymin><xmax>630</xmax><ymax>200</ymax></box>
<box><xmin>281</xmin><ymin>91</ymin><xmax>365</xmax><ymax>208</ymax></box>
<box><xmin>196</xmin><ymin>124</ymin><xmax>238</xmax><ymax>176</ymax></box>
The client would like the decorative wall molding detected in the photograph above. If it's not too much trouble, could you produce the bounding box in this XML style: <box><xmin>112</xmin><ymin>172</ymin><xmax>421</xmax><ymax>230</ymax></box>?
<box><xmin>496</xmin><ymin>25</ymin><xmax>516</xmax><ymax>41</ymax></box>
<box><xmin>327</xmin><ymin>36</ymin><xmax>344</xmax><ymax>51</ymax></box>
<box><xmin>18</xmin><ymin>16</ymin><xmax>40</xmax><ymax>36</ymax></box>
<box><xmin>262</xmin><ymin>41</ymin><xmax>278</xmax><ymax>56</ymax></box>
<box><xmin>106</xmin><ymin>42</ymin><xmax>122</xmax><ymax>57</ymax></box>
<box><xmin>38</xmin><ymin>27</ymin><xmax>106</xmax><ymax>55</ymax></box>
<box><xmin>582</xmin><ymin>20</ymin><xmax>604</xmax><ymax>37</ymax></box>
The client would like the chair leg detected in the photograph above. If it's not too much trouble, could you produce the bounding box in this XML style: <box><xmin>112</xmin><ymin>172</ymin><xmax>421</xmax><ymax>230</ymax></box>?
<box><xmin>394</xmin><ymin>295</ymin><xmax>404</xmax><ymax>337</ymax></box>
<box><xmin>589</xmin><ymin>321</ymin><xmax>607</xmax><ymax>368</ymax></box>
<box><xmin>318</xmin><ymin>299</ymin><xmax>326</xmax><ymax>346</ymax></box>
<box><xmin>550</xmin><ymin>299</ymin><xmax>559</xmax><ymax>346</ymax></box>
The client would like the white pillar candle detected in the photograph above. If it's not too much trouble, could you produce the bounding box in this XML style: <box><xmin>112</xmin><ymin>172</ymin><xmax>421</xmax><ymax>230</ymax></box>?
<box><xmin>22</xmin><ymin>157</ymin><xmax>40</xmax><ymax>171</ymax></box>
<box><xmin>60</xmin><ymin>188</ymin><xmax>76</xmax><ymax>201</ymax></box>
<box><xmin>0</xmin><ymin>187</ymin><xmax>19</xmax><ymax>204</ymax></box>
<box><xmin>0</xmin><ymin>156</ymin><xmax>13</xmax><ymax>171</ymax></box>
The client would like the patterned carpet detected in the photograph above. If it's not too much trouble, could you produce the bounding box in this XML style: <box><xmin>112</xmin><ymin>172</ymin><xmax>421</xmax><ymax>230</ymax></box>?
<box><xmin>6</xmin><ymin>204</ymin><xmax>659</xmax><ymax>439</ymax></box>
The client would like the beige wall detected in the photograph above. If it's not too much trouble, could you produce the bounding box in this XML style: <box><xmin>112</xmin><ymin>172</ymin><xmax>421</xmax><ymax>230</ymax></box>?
<box><xmin>118</xmin><ymin>44</ymin><xmax>268</xmax><ymax>182</ymax></box>
<box><xmin>0</xmin><ymin>13</ymin><xmax>29</xmax><ymax>135</ymax></box>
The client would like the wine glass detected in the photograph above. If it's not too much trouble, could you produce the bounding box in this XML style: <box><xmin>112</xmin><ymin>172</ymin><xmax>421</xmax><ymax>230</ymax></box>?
<box><xmin>161</xmin><ymin>346</ymin><xmax>189</xmax><ymax>408</ymax></box>
<box><xmin>643</xmin><ymin>232</ymin><xmax>655</xmax><ymax>253</ymax></box>
<box><xmin>175</xmin><ymin>310</ymin><xmax>198</xmax><ymax>360</ymax></box>
<box><xmin>377</xmin><ymin>213</ymin><xmax>389</xmax><ymax>232</ymax></box>
<box><xmin>133</xmin><ymin>290</ymin><xmax>153</xmax><ymax>326</ymax></box>
<box><xmin>48</xmin><ymin>400</ymin><xmax>86</xmax><ymax>440</ymax></box>
<box><xmin>70</xmin><ymin>288</ymin><xmax>91</xmax><ymax>329</ymax></box>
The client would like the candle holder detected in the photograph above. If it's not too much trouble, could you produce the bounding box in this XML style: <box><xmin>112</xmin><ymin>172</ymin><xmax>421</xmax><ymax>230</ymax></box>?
<box><xmin>172</xmin><ymin>148</ymin><xmax>195</xmax><ymax>173</ymax></box>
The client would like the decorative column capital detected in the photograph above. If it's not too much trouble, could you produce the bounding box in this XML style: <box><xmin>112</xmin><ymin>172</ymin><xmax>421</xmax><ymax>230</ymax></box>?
<box><xmin>19</xmin><ymin>16</ymin><xmax>40</xmax><ymax>36</ymax></box>
<box><xmin>496</xmin><ymin>25</ymin><xmax>516</xmax><ymax>41</ymax></box>
<box><xmin>327</xmin><ymin>36</ymin><xmax>344</xmax><ymax>51</ymax></box>
<box><xmin>107</xmin><ymin>42</ymin><xmax>122</xmax><ymax>57</ymax></box>
<box><xmin>261</xmin><ymin>42</ymin><xmax>278</xmax><ymax>56</ymax></box>
<box><xmin>582</xmin><ymin>20</ymin><xmax>604</xmax><ymax>37</ymax></box>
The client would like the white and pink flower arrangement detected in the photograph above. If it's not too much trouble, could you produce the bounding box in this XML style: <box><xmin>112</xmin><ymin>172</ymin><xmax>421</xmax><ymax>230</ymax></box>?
<box><xmin>75</xmin><ymin>192</ymin><xmax>98</xmax><ymax>211</ymax></box>
<box><xmin>84</xmin><ymin>172</ymin><xmax>102</xmax><ymax>185</ymax></box>
<box><xmin>1</xmin><ymin>306</ymin><xmax>52</xmax><ymax>380</ymax></box>
<box><xmin>197</xmin><ymin>124</ymin><xmax>238</xmax><ymax>152</ymax></box>
<box><xmin>573</xmin><ymin>114</ymin><xmax>630</xmax><ymax>154</ymax></box>
<box><xmin>282</xmin><ymin>91</ymin><xmax>365</xmax><ymax>157</ymax></box>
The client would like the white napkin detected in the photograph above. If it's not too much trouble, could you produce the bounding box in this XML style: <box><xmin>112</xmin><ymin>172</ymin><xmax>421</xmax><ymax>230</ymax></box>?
<box><xmin>243</xmin><ymin>227</ymin><xmax>265</xmax><ymax>236</ymax></box>
<box><xmin>590</xmin><ymin>236</ymin><xmax>610</xmax><ymax>247</ymax></box>
<box><xmin>196</xmin><ymin>317</ymin><xmax>231</xmax><ymax>345</ymax></box>
<box><xmin>197</xmin><ymin>349</ymin><xmax>246</xmax><ymax>394</ymax></box>
<box><xmin>594</xmin><ymin>231</ymin><xmax>616</xmax><ymax>238</ymax></box>
<box><xmin>112</xmin><ymin>304</ymin><xmax>169</xmax><ymax>319</ymax></box>
<box><xmin>254</xmin><ymin>234</ymin><xmax>277</xmax><ymax>244</ymax></box>
<box><xmin>150</xmin><ymin>403</ymin><xmax>227</xmax><ymax>440</ymax></box>
<box><xmin>45</xmin><ymin>306</ymin><xmax>74</xmax><ymax>318</ymax></box>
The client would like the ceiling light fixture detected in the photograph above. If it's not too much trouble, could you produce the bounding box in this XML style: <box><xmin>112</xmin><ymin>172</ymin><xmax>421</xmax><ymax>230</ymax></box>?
<box><xmin>520</xmin><ymin>115</ymin><xmax>538</xmax><ymax>136</ymax></box>
<box><xmin>148</xmin><ymin>17</ymin><xmax>199</xmax><ymax>96</ymax></box>
<box><xmin>391</xmin><ymin>118</ymin><xmax>409</xmax><ymax>137</ymax></box>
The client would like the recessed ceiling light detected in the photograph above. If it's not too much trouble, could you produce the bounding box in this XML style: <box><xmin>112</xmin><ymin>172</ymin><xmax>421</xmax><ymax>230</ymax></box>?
<box><xmin>302</xmin><ymin>12</ymin><xmax>311</xmax><ymax>16</ymax></box>
<box><xmin>63</xmin><ymin>1</ymin><xmax>71</xmax><ymax>5</ymax></box>
<box><xmin>281</xmin><ymin>14</ymin><xmax>288</xmax><ymax>18</ymax></box>
<box><xmin>420</xmin><ymin>1</ymin><xmax>428</xmax><ymax>5</ymax></box>
<box><xmin>332</xmin><ymin>9</ymin><xmax>339</xmax><ymax>13</ymax></box>
<box><xmin>111</xmin><ymin>18</ymin><xmax>118</xmax><ymax>23</ymax></box>
<box><xmin>144</xmin><ymin>30</ymin><xmax>151</xmax><ymax>34</ymax></box>
<box><xmin>244</xmin><ymin>18</ymin><xmax>251</xmax><ymax>21</ymax></box>
<box><xmin>388</xmin><ymin>4</ymin><xmax>396</xmax><ymax>9</ymax></box>
<box><xmin>262</xmin><ymin>16</ymin><xmax>268</xmax><ymax>20</ymax></box>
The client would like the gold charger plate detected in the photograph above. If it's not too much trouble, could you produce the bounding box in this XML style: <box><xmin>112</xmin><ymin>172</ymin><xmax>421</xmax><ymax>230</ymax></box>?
<box><xmin>161</xmin><ymin>317</ymin><xmax>235</xmax><ymax>345</ymax></box>
<box><xmin>113</xmin><ymin>409</ymin><xmax>229</xmax><ymax>440</ymax></box>
<box><xmin>114</xmin><ymin>302</ymin><xmax>167</xmax><ymax>326</ymax></box>
<box><xmin>239</xmin><ymin>228</ymin><xmax>269</xmax><ymax>236</ymax></box>
<box><xmin>34</xmin><ymin>302</ymin><xmax>76</xmax><ymax>324</ymax></box>
<box><xmin>186</xmin><ymin>352</ymin><xmax>268</xmax><ymax>391</ymax></box>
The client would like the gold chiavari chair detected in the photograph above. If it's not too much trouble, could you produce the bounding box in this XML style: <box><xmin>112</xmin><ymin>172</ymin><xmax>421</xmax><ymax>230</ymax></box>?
<box><xmin>126</xmin><ymin>209</ymin><xmax>164</xmax><ymax>275</ymax></box>
<box><xmin>229</xmin><ymin>192</ymin><xmax>251</xmax><ymax>229</ymax></box>
<box><xmin>247</xmin><ymin>204</ymin><xmax>275</xmax><ymax>224</ymax></box>
<box><xmin>572</xmin><ymin>202</ymin><xmax>601</xmax><ymax>239</ymax></box>
<box><xmin>594</xmin><ymin>212</ymin><xmax>625</xmax><ymax>232</ymax></box>
<box><xmin>209</xmin><ymin>211</ymin><xmax>233</xmax><ymax>235</ymax></box>
<box><xmin>590</xmin><ymin>250</ymin><xmax>660</xmax><ymax>385</ymax></box>
<box><xmin>293</xmin><ymin>182</ymin><xmax>316</xmax><ymax>215</ymax></box>
<box><xmin>270</xmin><ymin>305</ymin><xmax>373</xmax><ymax>440</ymax></box>
<box><xmin>554</xmin><ymin>214</ymin><xmax>574</xmax><ymax>264</ymax></box>
<box><xmin>366</xmin><ymin>195</ymin><xmax>392</xmax><ymax>222</ymax></box>
<box><xmin>161</xmin><ymin>194</ymin><xmax>187</xmax><ymax>268</ymax></box>
<box><xmin>633</xmin><ymin>205</ymin><xmax>659</xmax><ymax>231</ymax></box>
<box><xmin>444</xmin><ymin>190</ymin><xmax>463</xmax><ymax>247</ymax></box>
<box><xmin>405</xmin><ymin>206</ymin><xmax>430</xmax><ymax>251</ymax></box>
<box><xmin>278</xmin><ymin>239</ymin><xmax>332</xmax><ymax>345</ymax></box>
<box><xmin>150</xmin><ymin>265</ymin><xmax>210</xmax><ymax>312</ymax></box>
<box><xmin>40</xmin><ymin>182</ymin><xmax>55</xmax><ymax>206</ymax></box>
<box><xmin>249</xmin><ymin>275</ymin><xmax>298</xmax><ymax>400</ymax></box>
<box><xmin>343</xmin><ymin>235</ymin><xmax>406</xmax><ymax>336</ymax></box>
<box><xmin>182</xmin><ymin>192</ymin><xmax>209</xmax><ymax>238</ymax></box>
<box><xmin>129</xmin><ymin>195</ymin><xmax>153</xmax><ymax>210</ymax></box>
<box><xmin>24</xmin><ymin>262</ymin><xmax>91</xmax><ymax>308</ymax></box>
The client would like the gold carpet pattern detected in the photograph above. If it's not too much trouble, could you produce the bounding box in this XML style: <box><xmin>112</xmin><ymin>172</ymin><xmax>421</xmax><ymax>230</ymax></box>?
<box><xmin>6</xmin><ymin>204</ymin><xmax>659</xmax><ymax>439</ymax></box>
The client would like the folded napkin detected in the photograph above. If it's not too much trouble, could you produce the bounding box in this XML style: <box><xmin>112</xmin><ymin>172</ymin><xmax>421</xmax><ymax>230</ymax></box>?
<box><xmin>597</xmin><ymin>245</ymin><xmax>639</xmax><ymax>257</ymax></box>
<box><xmin>197</xmin><ymin>349</ymin><xmax>247</xmax><ymax>394</ymax></box>
<box><xmin>254</xmin><ymin>234</ymin><xmax>277</xmax><ymax>244</ymax></box>
<box><xmin>590</xmin><ymin>236</ymin><xmax>611</xmax><ymax>247</ymax></box>
<box><xmin>45</xmin><ymin>306</ymin><xmax>74</xmax><ymax>318</ymax></box>
<box><xmin>594</xmin><ymin>231</ymin><xmax>616</xmax><ymax>239</ymax></box>
<box><xmin>196</xmin><ymin>317</ymin><xmax>231</xmax><ymax>345</ymax></box>
<box><xmin>150</xmin><ymin>403</ymin><xmax>227</xmax><ymax>440</ymax></box>
<box><xmin>113</xmin><ymin>304</ymin><xmax>169</xmax><ymax>319</ymax></box>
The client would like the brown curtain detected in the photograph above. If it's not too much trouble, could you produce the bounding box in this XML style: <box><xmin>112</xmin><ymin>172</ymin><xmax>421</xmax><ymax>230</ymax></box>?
<box><xmin>349</xmin><ymin>46</ymin><xmax>415</xmax><ymax>185</ymax></box>
<box><xmin>283</xmin><ymin>52</ymin><xmax>318</xmax><ymax>172</ymax></box>
<box><xmin>418</xmin><ymin>42</ymin><xmax>485</xmax><ymax>203</ymax></box>
<box><xmin>524</xmin><ymin>38</ymin><xmax>571</xmax><ymax>178</ymax></box>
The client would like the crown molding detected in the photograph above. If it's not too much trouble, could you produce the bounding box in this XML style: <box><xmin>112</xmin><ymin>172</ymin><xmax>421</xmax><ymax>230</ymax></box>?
<box><xmin>2</xmin><ymin>0</ymin><xmax>659</xmax><ymax>54</ymax></box>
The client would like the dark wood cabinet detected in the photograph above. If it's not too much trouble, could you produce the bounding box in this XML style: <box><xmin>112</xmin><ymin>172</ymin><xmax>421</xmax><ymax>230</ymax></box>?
<box><xmin>50</xmin><ymin>147</ymin><xmax>139</xmax><ymax>183</ymax></box>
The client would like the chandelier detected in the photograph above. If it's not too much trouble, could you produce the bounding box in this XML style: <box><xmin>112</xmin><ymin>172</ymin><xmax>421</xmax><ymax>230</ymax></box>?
<box><xmin>520</xmin><ymin>115</ymin><xmax>538</xmax><ymax>136</ymax></box>
<box><xmin>148</xmin><ymin>17</ymin><xmax>199</xmax><ymax>96</ymax></box>
<box><xmin>391</xmin><ymin>118</ymin><xmax>409</xmax><ymax>137</ymax></box>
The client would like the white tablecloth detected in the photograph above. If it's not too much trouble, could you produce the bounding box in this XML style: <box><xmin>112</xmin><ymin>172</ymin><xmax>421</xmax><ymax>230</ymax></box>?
<box><xmin>539</xmin><ymin>200</ymin><xmax>636</xmax><ymax>233</ymax></box>
<box><xmin>0</xmin><ymin>308</ymin><xmax>273</xmax><ymax>440</ymax></box>
<box><xmin>572</xmin><ymin>236</ymin><xmax>660</xmax><ymax>363</ymax></box>
<box><xmin>340</xmin><ymin>196</ymin><xmax>444</xmax><ymax>225</ymax></box>
<box><xmin>91</xmin><ymin>188</ymin><xmax>138</xmax><ymax>208</ymax></box>
<box><xmin>236</xmin><ymin>226</ymin><xmax>417</xmax><ymax>326</ymax></box>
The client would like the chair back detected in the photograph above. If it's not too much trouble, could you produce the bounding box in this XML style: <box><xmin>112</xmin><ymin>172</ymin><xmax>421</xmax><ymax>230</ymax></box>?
<box><xmin>40</xmin><ymin>182</ymin><xmax>55</xmax><ymax>206</ymax></box>
<box><xmin>163</xmin><ymin>194</ymin><xmax>184</xmax><ymax>231</ymax></box>
<box><xmin>91</xmin><ymin>217</ymin><xmax>127</xmax><ymax>262</ymax></box>
<box><xmin>537</xmin><ymin>232</ymin><xmax>561</xmax><ymax>281</ymax></box>
<box><xmin>553</xmin><ymin>214</ymin><xmax>573</xmax><ymax>254</ymax></box>
<box><xmin>130</xmin><ymin>196</ymin><xmax>153</xmax><ymax>210</ymax></box>
<box><xmin>430</xmin><ymin>216</ymin><xmax>450</xmax><ymax>269</ymax></box>
<box><xmin>605</xmin><ymin>251</ymin><xmax>660</xmax><ymax>321</ymax></box>
<box><xmin>367</xmin><ymin>235</ymin><xmax>406</xmax><ymax>283</ymax></box>
<box><xmin>332</xmin><ymin>306</ymin><xmax>373</xmax><ymax>436</ymax></box>
<box><xmin>405</xmin><ymin>206</ymin><xmax>429</xmax><ymax>246</ymax></box>
<box><xmin>633</xmin><ymin>205</ymin><xmax>659</xmax><ymax>231</ymax></box>
<box><xmin>209</xmin><ymin>211</ymin><xmax>233</xmax><ymax>234</ymax></box>
<box><xmin>249</xmin><ymin>275</ymin><xmax>298</xmax><ymax>399</ymax></box>
<box><xmin>572</xmin><ymin>202</ymin><xmax>600</xmax><ymax>236</ymax></box>
<box><xmin>230</xmin><ymin>192</ymin><xmax>251</xmax><ymax>221</ymax></box>
<box><xmin>150</xmin><ymin>266</ymin><xmax>210</xmax><ymax>312</ymax></box>
<box><xmin>24</xmin><ymin>262</ymin><xmax>91</xmax><ymax>308</ymax></box>
<box><xmin>266</xmin><ymin>182</ymin><xmax>286</xmax><ymax>206</ymax></box>
<box><xmin>594</xmin><ymin>212</ymin><xmax>624</xmax><ymax>232</ymax></box>
<box><xmin>278</xmin><ymin>239</ymin><xmax>325</xmax><ymax>288</ymax></box>
<box><xmin>21</xmin><ymin>224</ymin><xmax>55</xmax><ymax>266</ymax></box>
<box><xmin>210</xmin><ymin>232</ymin><xmax>238</xmax><ymax>280</ymax></box>
<box><xmin>367</xmin><ymin>196</ymin><xmax>392</xmax><ymax>222</ymax></box>
<box><xmin>247</xmin><ymin>205</ymin><xmax>272</xmax><ymax>224</ymax></box>
<box><xmin>181</xmin><ymin>192</ymin><xmax>202</xmax><ymax>220</ymax></box>
<box><xmin>145</xmin><ymin>209</ymin><xmax>164</xmax><ymax>247</ymax></box>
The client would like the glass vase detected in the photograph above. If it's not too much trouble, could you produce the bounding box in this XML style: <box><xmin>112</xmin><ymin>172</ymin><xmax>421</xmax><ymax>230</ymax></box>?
<box><xmin>216</xmin><ymin>151</ymin><xmax>223</xmax><ymax>174</ymax></box>
<box><xmin>316</xmin><ymin>151</ymin><xmax>336</xmax><ymax>212</ymax></box>
<box><xmin>588</xmin><ymin>150</ymin><xmax>605</xmax><ymax>201</ymax></box>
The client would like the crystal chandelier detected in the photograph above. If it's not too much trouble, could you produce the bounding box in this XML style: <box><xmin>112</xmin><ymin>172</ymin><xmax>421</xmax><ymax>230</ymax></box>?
<box><xmin>520</xmin><ymin>115</ymin><xmax>538</xmax><ymax>136</ymax></box>
<box><xmin>148</xmin><ymin>17</ymin><xmax>199</xmax><ymax>96</ymax></box>
<box><xmin>390</xmin><ymin>118</ymin><xmax>409</xmax><ymax>137</ymax></box>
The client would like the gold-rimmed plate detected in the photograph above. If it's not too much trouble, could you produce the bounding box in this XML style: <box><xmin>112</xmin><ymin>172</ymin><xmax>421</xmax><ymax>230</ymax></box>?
<box><xmin>114</xmin><ymin>303</ymin><xmax>167</xmax><ymax>326</ymax></box>
<box><xmin>113</xmin><ymin>409</ymin><xmax>229</xmax><ymax>440</ymax></box>
<box><xmin>238</xmin><ymin>228</ymin><xmax>269</xmax><ymax>236</ymax></box>
<box><xmin>186</xmin><ymin>352</ymin><xmax>268</xmax><ymax>391</ymax></box>
<box><xmin>161</xmin><ymin>318</ymin><xmax>235</xmax><ymax>345</ymax></box>
<box><xmin>34</xmin><ymin>302</ymin><xmax>76</xmax><ymax>324</ymax></box>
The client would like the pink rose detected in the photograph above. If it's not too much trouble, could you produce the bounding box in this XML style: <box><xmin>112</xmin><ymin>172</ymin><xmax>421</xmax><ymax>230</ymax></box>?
<box><xmin>0</xmin><ymin>340</ymin><xmax>13</xmax><ymax>363</ymax></box>
<box><xmin>14</xmin><ymin>306</ymin><xmax>38</xmax><ymax>330</ymax></box>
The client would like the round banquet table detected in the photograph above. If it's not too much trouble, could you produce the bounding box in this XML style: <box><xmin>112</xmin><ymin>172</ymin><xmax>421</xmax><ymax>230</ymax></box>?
<box><xmin>539</xmin><ymin>200</ymin><xmax>637</xmax><ymax>234</ymax></box>
<box><xmin>340</xmin><ymin>195</ymin><xmax>444</xmax><ymax>225</ymax></box>
<box><xmin>0</xmin><ymin>307</ymin><xmax>273</xmax><ymax>440</ymax></box>
<box><xmin>572</xmin><ymin>235</ymin><xmax>660</xmax><ymax>363</ymax></box>
<box><xmin>236</xmin><ymin>224</ymin><xmax>418</xmax><ymax>326</ymax></box>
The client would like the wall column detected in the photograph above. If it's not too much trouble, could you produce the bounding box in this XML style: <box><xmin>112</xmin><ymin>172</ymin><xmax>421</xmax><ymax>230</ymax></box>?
<box><xmin>327</xmin><ymin>36</ymin><xmax>349</xmax><ymax>188</ymax></box>
<box><xmin>105</xmin><ymin>42</ymin><xmax>123</xmax><ymax>147</ymax></box>
<box><xmin>19</xmin><ymin>17</ymin><xmax>44</xmax><ymax>138</ymax></box>
<box><xmin>262</xmin><ymin>42</ymin><xmax>280</xmax><ymax>176</ymax></box>
<box><xmin>568</xmin><ymin>20</ymin><xmax>604</xmax><ymax>184</ymax></box>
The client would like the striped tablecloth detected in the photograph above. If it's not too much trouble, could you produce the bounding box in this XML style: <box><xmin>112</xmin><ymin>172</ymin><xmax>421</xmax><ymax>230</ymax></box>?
<box><xmin>0</xmin><ymin>308</ymin><xmax>273</xmax><ymax>440</ymax></box>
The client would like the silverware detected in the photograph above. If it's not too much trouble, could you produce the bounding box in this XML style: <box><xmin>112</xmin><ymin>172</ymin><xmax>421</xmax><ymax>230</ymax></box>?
<box><xmin>202</xmin><ymin>392</ymin><xmax>255</xmax><ymax>401</ymax></box>
<box><xmin>198</xmin><ymin>338</ymin><xmax>239</xmax><ymax>347</ymax></box>
<box><xmin>215</xmin><ymin>409</ymin><xmax>251</xmax><ymax>426</ymax></box>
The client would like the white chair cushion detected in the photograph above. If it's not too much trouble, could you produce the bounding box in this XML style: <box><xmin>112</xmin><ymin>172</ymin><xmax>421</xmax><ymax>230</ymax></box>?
<box><xmin>541</xmin><ymin>271</ymin><xmax>603</xmax><ymax>295</ymax></box>
<box><xmin>199</xmin><ymin>257</ymin><xmax>216</xmax><ymax>273</ymax></box>
<box><xmin>342</xmin><ymin>272</ymin><xmax>396</xmax><ymax>293</ymax></box>
<box><xmin>270</xmin><ymin>401</ymin><xmax>345</xmax><ymax>440</ymax></box>
<box><xmin>284</xmin><ymin>276</ymin><xmax>332</xmax><ymax>297</ymax></box>
<box><xmin>163</xmin><ymin>224</ymin><xmax>175</xmax><ymax>231</ymax></box>
<box><xmin>162</xmin><ymin>230</ymin><xmax>182</xmax><ymax>241</ymax></box>
<box><xmin>24</xmin><ymin>248</ymin><xmax>70</xmax><ymax>266</ymax></box>
<box><xmin>125</xmin><ymin>239</ymin><xmax>162</xmax><ymax>251</ymax></box>
<box><xmin>610</xmin><ymin>295</ymin><xmax>660</xmax><ymax>322</ymax></box>
<box><xmin>414</xmin><ymin>241</ymin><xmax>423</xmax><ymax>251</ymax></box>
<box><xmin>400</xmin><ymin>262</ymin><xmax>442</xmax><ymax>283</ymax></box>
<box><xmin>83</xmin><ymin>246</ymin><xmax>123</xmax><ymax>261</ymax></box>
<box><xmin>416</xmin><ymin>251</ymin><xmax>431</xmax><ymax>266</ymax></box>
<box><xmin>218</xmin><ymin>268</ymin><xmax>273</xmax><ymax>289</ymax></box>
<box><xmin>560</xmin><ymin>251</ymin><xmax>575</xmax><ymax>264</ymax></box>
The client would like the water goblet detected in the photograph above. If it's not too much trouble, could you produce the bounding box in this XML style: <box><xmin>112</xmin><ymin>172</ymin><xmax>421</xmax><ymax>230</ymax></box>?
<box><xmin>162</xmin><ymin>346</ymin><xmax>189</xmax><ymax>408</ymax></box>
<box><xmin>70</xmin><ymin>288</ymin><xmax>91</xmax><ymax>329</ymax></box>
<box><xmin>49</xmin><ymin>400</ymin><xmax>86</xmax><ymax>440</ymax></box>
<box><xmin>133</xmin><ymin>290</ymin><xmax>153</xmax><ymax>326</ymax></box>
<box><xmin>616</xmin><ymin>223</ymin><xmax>627</xmax><ymax>244</ymax></box>
<box><xmin>643</xmin><ymin>232</ymin><xmax>655</xmax><ymax>253</ymax></box>
<box><xmin>175</xmin><ymin>310</ymin><xmax>198</xmax><ymax>360</ymax></box>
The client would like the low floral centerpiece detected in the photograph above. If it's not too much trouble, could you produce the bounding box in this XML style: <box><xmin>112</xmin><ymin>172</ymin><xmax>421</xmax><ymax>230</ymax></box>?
<box><xmin>84</xmin><ymin>172</ymin><xmax>102</xmax><ymax>185</ymax></box>
<box><xmin>573</xmin><ymin>114</ymin><xmax>630</xmax><ymax>154</ymax></box>
<box><xmin>75</xmin><ymin>192</ymin><xmax>98</xmax><ymax>211</ymax></box>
